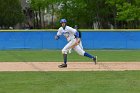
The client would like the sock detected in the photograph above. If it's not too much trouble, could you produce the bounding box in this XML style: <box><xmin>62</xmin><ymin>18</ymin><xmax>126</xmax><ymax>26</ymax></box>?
<box><xmin>63</xmin><ymin>54</ymin><xmax>67</xmax><ymax>64</ymax></box>
<box><xmin>84</xmin><ymin>52</ymin><xmax>94</xmax><ymax>59</ymax></box>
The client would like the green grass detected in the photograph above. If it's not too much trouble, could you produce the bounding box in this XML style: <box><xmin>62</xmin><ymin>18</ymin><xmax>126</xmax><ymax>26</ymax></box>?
<box><xmin>0</xmin><ymin>50</ymin><xmax>140</xmax><ymax>62</ymax></box>
<box><xmin>0</xmin><ymin>50</ymin><xmax>139</xmax><ymax>93</ymax></box>
<box><xmin>0</xmin><ymin>71</ymin><xmax>140</xmax><ymax>93</ymax></box>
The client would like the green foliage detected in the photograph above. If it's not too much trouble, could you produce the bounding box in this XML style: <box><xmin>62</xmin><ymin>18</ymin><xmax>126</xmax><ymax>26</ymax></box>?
<box><xmin>0</xmin><ymin>0</ymin><xmax>24</xmax><ymax>27</ymax></box>
<box><xmin>0</xmin><ymin>0</ymin><xmax>139</xmax><ymax>28</ymax></box>
<box><xmin>106</xmin><ymin>0</ymin><xmax>140</xmax><ymax>28</ymax></box>
<box><xmin>58</xmin><ymin>0</ymin><xmax>87</xmax><ymax>27</ymax></box>
<box><xmin>30</xmin><ymin>0</ymin><xmax>140</xmax><ymax>29</ymax></box>
<box><xmin>116</xmin><ymin>2</ymin><xmax>140</xmax><ymax>21</ymax></box>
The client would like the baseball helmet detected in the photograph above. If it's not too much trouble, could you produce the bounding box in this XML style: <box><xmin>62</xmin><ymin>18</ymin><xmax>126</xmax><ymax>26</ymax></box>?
<box><xmin>60</xmin><ymin>19</ymin><xmax>67</xmax><ymax>23</ymax></box>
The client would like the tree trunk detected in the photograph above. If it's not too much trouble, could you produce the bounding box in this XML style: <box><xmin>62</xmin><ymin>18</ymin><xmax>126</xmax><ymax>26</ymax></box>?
<box><xmin>35</xmin><ymin>11</ymin><xmax>39</xmax><ymax>28</ymax></box>
<box><xmin>51</xmin><ymin>4</ymin><xmax>54</xmax><ymax>29</ymax></box>
<box><xmin>38</xmin><ymin>6</ymin><xmax>42</xmax><ymax>28</ymax></box>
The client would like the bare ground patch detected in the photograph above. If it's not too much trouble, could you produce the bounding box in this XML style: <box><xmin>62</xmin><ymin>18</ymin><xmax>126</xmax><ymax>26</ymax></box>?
<box><xmin>0</xmin><ymin>62</ymin><xmax>140</xmax><ymax>71</ymax></box>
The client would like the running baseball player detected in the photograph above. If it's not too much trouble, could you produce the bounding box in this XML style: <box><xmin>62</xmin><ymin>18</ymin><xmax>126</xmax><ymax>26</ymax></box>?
<box><xmin>55</xmin><ymin>19</ymin><xmax>97</xmax><ymax>68</ymax></box>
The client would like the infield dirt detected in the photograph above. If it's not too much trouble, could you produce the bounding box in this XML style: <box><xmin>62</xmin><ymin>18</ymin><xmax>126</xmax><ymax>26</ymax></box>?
<box><xmin>0</xmin><ymin>62</ymin><xmax>140</xmax><ymax>71</ymax></box>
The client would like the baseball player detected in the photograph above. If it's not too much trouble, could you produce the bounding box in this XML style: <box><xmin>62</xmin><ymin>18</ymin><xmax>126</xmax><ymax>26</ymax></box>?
<box><xmin>55</xmin><ymin>19</ymin><xmax>97</xmax><ymax>68</ymax></box>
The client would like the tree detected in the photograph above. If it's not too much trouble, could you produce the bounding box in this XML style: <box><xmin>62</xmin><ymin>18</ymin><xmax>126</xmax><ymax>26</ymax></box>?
<box><xmin>31</xmin><ymin>0</ymin><xmax>62</xmax><ymax>28</ymax></box>
<box><xmin>59</xmin><ymin>0</ymin><xmax>116</xmax><ymax>28</ymax></box>
<box><xmin>0</xmin><ymin>0</ymin><xmax>24</xmax><ymax>28</ymax></box>
<box><xmin>106</xmin><ymin>0</ymin><xmax>140</xmax><ymax>28</ymax></box>
<box><xmin>58</xmin><ymin>0</ymin><xmax>87</xmax><ymax>28</ymax></box>
<box><xmin>30</xmin><ymin>0</ymin><xmax>140</xmax><ymax>29</ymax></box>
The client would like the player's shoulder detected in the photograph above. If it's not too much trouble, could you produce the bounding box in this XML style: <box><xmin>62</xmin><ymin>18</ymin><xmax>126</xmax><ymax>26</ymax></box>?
<box><xmin>66</xmin><ymin>25</ymin><xmax>72</xmax><ymax>29</ymax></box>
<box><xmin>58</xmin><ymin>27</ymin><xmax>63</xmax><ymax>31</ymax></box>
<box><xmin>66</xmin><ymin>26</ymin><xmax>76</xmax><ymax>31</ymax></box>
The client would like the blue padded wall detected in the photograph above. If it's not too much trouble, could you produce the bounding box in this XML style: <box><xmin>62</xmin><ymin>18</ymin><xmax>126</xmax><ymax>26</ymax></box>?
<box><xmin>0</xmin><ymin>31</ymin><xmax>140</xmax><ymax>49</ymax></box>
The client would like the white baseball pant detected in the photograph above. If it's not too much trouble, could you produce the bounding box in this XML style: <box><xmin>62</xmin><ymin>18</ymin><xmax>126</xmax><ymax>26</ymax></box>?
<box><xmin>62</xmin><ymin>38</ymin><xmax>85</xmax><ymax>56</ymax></box>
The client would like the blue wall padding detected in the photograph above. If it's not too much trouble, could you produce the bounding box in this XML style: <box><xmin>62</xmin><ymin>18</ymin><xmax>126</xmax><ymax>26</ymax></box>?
<box><xmin>0</xmin><ymin>31</ymin><xmax>140</xmax><ymax>49</ymax></box>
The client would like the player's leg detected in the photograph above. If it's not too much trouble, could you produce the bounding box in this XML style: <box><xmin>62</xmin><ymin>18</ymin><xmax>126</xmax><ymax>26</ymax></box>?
<box><xmin>73</xmin><ymin>45</ymin><xmax>97</xmax><ymax>64</ymax></box>
<box><xmin>69</xmin><ymin>40</ymin><xmax>83</xmax><ymax>54</ymax></box>
<box><xmin>79</xmin><ymin>41</ymin><xmax>83</xmax><ymax>49</ymax></box>
<box><xmin>78</xmin><ymin>41</ymin><xmax>97</xmax><ymax>64</ymax></box>
<box><xmin>73</xmin><ymin>45</ymin><xmax>85</xmax><ymax>56</ymax></box>
<box><xmin>68</xmin><ymin>48</ymin><xmax>72</xmax><ymax>53</ymax></box>
<box><xmin>58</xmin><ymin>40</ymin><xmax>75</xmax><ymax>68</ymax></box>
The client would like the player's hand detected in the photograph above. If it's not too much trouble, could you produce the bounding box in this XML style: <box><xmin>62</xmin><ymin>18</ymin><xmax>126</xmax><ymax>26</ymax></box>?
<box><xmin>69</xmin><ymin>38</ymin><xmax>80</xmax><ymax>49</ymax></box>
<box><xmin>55</xmin><ymin>35</ymin><xmax>59</xmax><ymax>40</ymax></box>
<box><xmin>75</xmin><ymin>38</ymin><xmax>80</xmax><ymax>45</ymax></box>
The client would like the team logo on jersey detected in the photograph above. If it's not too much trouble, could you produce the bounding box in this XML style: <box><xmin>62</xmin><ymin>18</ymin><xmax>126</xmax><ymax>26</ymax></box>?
<box><xmin>62</xmin><ymin>32</ymin><xmax>70</xmax><ymax>38</ymax></box>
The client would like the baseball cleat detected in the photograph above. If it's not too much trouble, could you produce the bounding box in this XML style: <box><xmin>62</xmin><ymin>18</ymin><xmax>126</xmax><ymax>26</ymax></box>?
<box><xmin>58</xmin><ymin>64</ymin><xmax>67</xmax><ymax>68</ymax></box>
<box><xmin>93</xmin><ymin>56</ymin><xmax>97</xmax><ymax>65</ymax></box>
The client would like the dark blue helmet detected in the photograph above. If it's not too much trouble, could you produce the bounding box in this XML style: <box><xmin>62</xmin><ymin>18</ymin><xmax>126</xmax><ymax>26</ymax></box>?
<box><xmin>60</xmin><ymin>19</ymin><xmax>67</xmax><ymax>23</ymax></box>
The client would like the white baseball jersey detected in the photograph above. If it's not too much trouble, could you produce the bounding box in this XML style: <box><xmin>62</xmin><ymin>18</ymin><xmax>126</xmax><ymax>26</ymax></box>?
<box><xmin>57</xmin><ymin>26</ymin><xmax>77</xmax><ymax>41</ymax></box>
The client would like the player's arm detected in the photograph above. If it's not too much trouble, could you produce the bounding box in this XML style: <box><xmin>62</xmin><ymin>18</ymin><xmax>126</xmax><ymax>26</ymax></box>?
<box><xmin>70</xmin><ymin>31</ymin><xmax>80</xmax><ymax>48</ymax></box>
<box><xmin>55</xmin><ymin>35</ymin><xmax>60</xmax><ymax>40</ymax></box>
<box><xmin>75</xmin><ymin>31</ymin><xmax>80</xmax><ymax>44</ymax></box>
<box><xmin>55</xmin><ymin>28</ymin><xmax>62</xmax><ymax>40</ymax></box>
<box><xmin>70</xmin><ymin>39</ymin><xmax>80</xmax><ymax>49</ymax></box>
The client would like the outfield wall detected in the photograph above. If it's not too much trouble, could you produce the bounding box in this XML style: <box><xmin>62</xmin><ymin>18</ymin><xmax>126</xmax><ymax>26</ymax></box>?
<box><xmin>0</xmin><ymin>30</ymin><xmax>140</xmax><ymax>49</ymax></box>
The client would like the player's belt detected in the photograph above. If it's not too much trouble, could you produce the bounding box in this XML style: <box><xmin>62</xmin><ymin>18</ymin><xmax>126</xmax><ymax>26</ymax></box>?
<box><xmin>68</xmin><ymin>37</ymin><xmax>76</xmax><ymax>42</ymax></box>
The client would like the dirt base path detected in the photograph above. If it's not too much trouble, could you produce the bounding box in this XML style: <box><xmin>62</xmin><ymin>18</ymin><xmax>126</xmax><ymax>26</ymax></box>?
<box><xmin>0</xmin><ymin>62</ymin><xmax>140</xmax><ymax>71</ymax></box>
